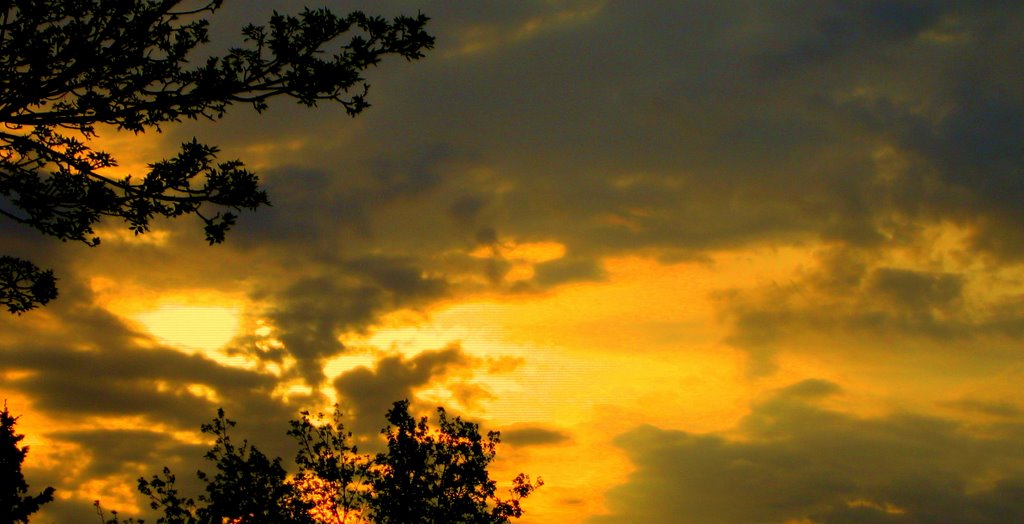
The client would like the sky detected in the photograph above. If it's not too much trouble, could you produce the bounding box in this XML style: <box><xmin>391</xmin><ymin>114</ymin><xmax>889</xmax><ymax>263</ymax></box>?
<box><xmin>3</xmin><ymin>1</ymin><xmax>1024</xmax><ymax>522</ymax></box>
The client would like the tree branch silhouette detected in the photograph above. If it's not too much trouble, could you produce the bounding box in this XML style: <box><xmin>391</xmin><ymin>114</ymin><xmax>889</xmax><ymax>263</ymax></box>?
<box><xmin>0</xmin><ymin>0</ymin><xmax>434</xmax><ymax>313</ymax></box>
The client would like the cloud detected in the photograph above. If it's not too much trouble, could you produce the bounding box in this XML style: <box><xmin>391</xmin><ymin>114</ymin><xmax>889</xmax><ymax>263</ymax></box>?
<box><xmin>715</xmin><ymin>243</ymin><xmax>1024</xmax><ymax>373</ymax></box>
<box><xmin>0</xmin><ymin>289</ymin><xmax>282</xmax><ymax>429</ymax></box>
<box><xmin>0</xmin><ymin>342</ymin><xmax>283</xmax><ymax>433</ymax></box>
<box><xmin>0</xmin><ymin>284</ymin><xmax>316</xmax><ymax>521</ymax></box>
<box><xmin>333</xmin><ymin>344</ymin><xmax>473</xmax><ymax>436</ymax></box>
<box><xmin>54</xmin><ymin>429</ymin><xmax>205</xmax><ymax>479</ymax></box>
<box><xmin>27</xmin><ymin>0</ymin><xmax>1024</xmax><ymax>304</ymax></box>
<box><xmin>332</xmin><ymin>0</ymin><xmax>1006</xmax><ymax>282</ymax></box>
<box><xmin>99</xmin><ymin>0</ymin><xmax>1024</xmax><ymax>314</ymax></box>
<box><xmin>259</xmin><ymin>255</ymin><xmax>450</xmax><ymax>385</ymax></box>
<box><xmin>866</xmin><ymin>267</ymin><xmax>964</xmax><ymax>312</ymax></box>
<box><xmin>344</xmin><ymin>255</ymin><xmax>450</xmax><ymax>301</ymax></box>
<box><xmin>594</xmin><ymin>379</ymin><xmax>1024</xmax><ymax>523</ymax></box>
<box><xmin>499</xmin><ymin>426</ymin><xmax>571</xmax><ymax>448</ymax></box>
<box><xmin>943</xmin><ymin>397</ymin><xmax>1024</xmax><ymax>419</ymax></box>
<box><xmin>227</xmin><ymin>141</ymin><xmax>461</xmax><ymax>251</ymax></box>
<box><xmin>531</xmin><ymin>256</ymin><xmax>607</xmax><ymax>288</ymax></box>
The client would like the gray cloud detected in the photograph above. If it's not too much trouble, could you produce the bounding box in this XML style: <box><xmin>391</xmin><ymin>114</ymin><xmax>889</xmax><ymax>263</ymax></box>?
<box><xmin>0</xmin><ymin>286</ymin><xmax>282</xmax><ymax>427</ymax></box>
<box><xmin>944</xmin><ymin>397</ymin><xmax>1024</xmax><ymax>419</ymax></box>
<box><xmin>499</xmin><ymin>426</ymin><xmax>571</xmax><ymax>448</ymax></box>
<box><xmin>531</xmin><ymin>256</ymin><xmax>607</xmax><ymax>289</ymax></box>
<box><xmin>104</xmin><ymin>0</ymin><xmax>1024</xmax><ymax>311</ymax></box>
<box><xmin>387</xmin><ymin>1</ymin><xmax>1024</xmax><ymax>262</ymax></box>
<box><xmin>595</xmin><ymin>379</ymin><xmax>1024</xmax><ymax>523</ymax></box>
<box><xmin>0</xmin><ymin>286</ymin><xmax>312</xmax><ymax>522</ymax></box>
<box><xmin>0</xmin><ymin>339</ymin><xmax>282</xmax><ymax>431</ymax></box>
<box><xmin>32</xmin><ymin>0</ymin><xmax>1024</xmax><ymax>299</ymax></box>
<box><xmin>867</xmin><ymin>267</ymin><xmax>964</xmax><ymax>313</ymax></box>
<box><xmin>260</xmin><ymin>255</ymin><xmax>450</xmax><ymax>385</ymax></box>
<box><xmin>55</xmin><ymin>429</ymin><xmax>206</xmax><ymax>479</ymax></box>
<box><xmin>716</xmin><ymin>243</ymin><xmax>1024</xmax><ymax>373</ymax></box>
<box><xmin>333</xmin><ymin>344</ymin><xmax>471</xmax><ymax>436</ymax></box>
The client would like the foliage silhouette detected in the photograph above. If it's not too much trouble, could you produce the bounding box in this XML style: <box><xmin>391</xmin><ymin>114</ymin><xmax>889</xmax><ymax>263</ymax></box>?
<box><xmin>0</xmin><ymin>402</ymin><xmax>55</xmax><ymax>523</ymax></box>
<box><xmin>103</xmin><ymin>401</ymin><xmax>540</xmax><ymax>523</ymax></box>
<box><xmin>288</xmin><ymin>407</ymin><xmax>368</xmax><ymax>523</ymax></box>
<box><xmin>370</xmin><ymin>400</ymin><xmax>540</xmax><ymax>523</ymax></box>
<box><xmin>0</xmin><ymin>0</ymin><xmax>434</xmax><ymax>313</ymax></box>
<box><xmin>136</xmin><ymin>408</ymin><xmax>313</xmax><ymax>524</ymax></box>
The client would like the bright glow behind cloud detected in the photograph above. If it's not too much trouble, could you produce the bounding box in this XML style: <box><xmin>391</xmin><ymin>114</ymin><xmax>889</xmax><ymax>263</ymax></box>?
<box><xmin>134</xmin><ymin>304</ymin><xmax>241</xmax><ymax>353</ymax></box>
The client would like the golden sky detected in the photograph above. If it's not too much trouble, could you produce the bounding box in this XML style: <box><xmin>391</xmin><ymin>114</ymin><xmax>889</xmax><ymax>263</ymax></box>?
<box><xmin>4</xmin><ymin>1</ymin><xmax>1024</xmax><ymax>522</ymax></box>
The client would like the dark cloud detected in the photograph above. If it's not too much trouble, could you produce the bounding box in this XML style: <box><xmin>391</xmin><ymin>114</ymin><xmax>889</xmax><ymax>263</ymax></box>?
<box><xmin>16</xmin><ymin>0</ymin><xmax>1024</xmax><ymax>306</ymax></box>
<box><xmin>262</xmin><ymin>256</ymin><xmax>449</xmax><ymax>385</ymax></box>
<box><xmin>753</xmin><ymin>1</ymin><xmax>947</xmax><ymax>70</ymax></box>
<box><xmin>867</xmin><ymin>267</ymin><xmax>964</xmax><ymax>312</ymax></box>
<box><xmin>0</xmin><ymin>287</ymin><xmax>311</xmax><ymax>522</ymax></box>
<box><xmin>229</xmin><ymin>156</ymin><xmax>451</xmax><ymax>253</ymax></box>
<box><xmin>716</xmin><ymin>244</ymin><xmax>1024</xmax><ymax>372</ymax></box>
<box><xmin>234</xmin><ymin>167</ymin><xmax>374</xmax><ymax>247</ymax></box>
<box><xmin>776</xmin><ymin>377</ymin><xmax>844</xmax><ymax>400</ymax></box>
<box><xmin>531</xmin><ymin>256</ymin><xmax>607</xmax><ymax>288</ymax></box>
<box><xmin>0</xmin><ymin>286</ymin><xmax>282</xmax><ymax>427</ymax></box>
<box><xmin>0</xmin><ymin>337</ymin><xmax>281</xmax><ymax>431</ymax></box>
<box><xmin>334</xmin><ymin>344</ymin><xmax>472</xmax><ymax>436</ymax></box>
<box><xmin>447</xmin><ymin>193</ymin><xmax>489</xmax><ymax>226</ymax></box>
<box><xmin>0</xmin><ymin>206</ymin><xmax>67</xmax><ymax>274</ymax></box>
<box><xmin>365</xmin><ymin>143</ymin><xmax>453</xmax><ymax>201</ymax></box>
<box><xmin>359</xmin><ymin>0</ymin><xmax>1024</xmax><ymax>266</ymax></box>
<box><xmin>944</xmin><ymin>397</ymin><xmax>1024</xmax><ymax>419</ymax></box>
<box><xmin>105</xmin><ymin>0</ymin><xmax>1024</xmax><ymax>311</ymax></box>
<box><xmin>499</xmin><ymin>426</ymin><xmax>571</xmax><ymax>448</ymax></box>
<box><xmin>343</xmin><ymin>255</ymin><xmax>449</xmax><ymax>301</ymax></box>
<box><xmin>55</xmin><ymin>429</ymin><xmax>205</xmax><ymax>479</ymax></box>
<box><xmin>37</xmin><ymin>498</ymin><xmax>118</xmax><ymax>524</ymax></box>
<box><xmin>595</xmin><ymin>379</ymin><xmax>1024</xmax><ymax>523</ymax></box>
<box><xmin>265</xmin><ymin>275</ymin><xmax>380</xmax><ymax>382</ymax></box>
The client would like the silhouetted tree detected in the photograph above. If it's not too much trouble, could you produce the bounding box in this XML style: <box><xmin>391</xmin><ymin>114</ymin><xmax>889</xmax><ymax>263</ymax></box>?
<box><xmin>288</xmin><ymin>408</ymin><xmax>368</xmax><ymax>523</ymax></box>
<box><xmin>138</xmin><ymin>408</ymin><xmax>313</xmax><ymax>524</ymax></box>
<box><xmin>0</xmin><ymin>403</ymin><xmax>55</xmax><ymax>523</ymax></box>
<box><xmin>370</xmin><ymin>400</ymin><xmax>541</xmax><ymax>524</ymax></box>
<box><xmin>0</xmin><ymin>0</ymin><xmax>434</xmax><ymax>313</ymax></box>
<box><xmin>125</xmin><ymin>401</ymin><xmax>540</xmax><ymax>523</ymax></box>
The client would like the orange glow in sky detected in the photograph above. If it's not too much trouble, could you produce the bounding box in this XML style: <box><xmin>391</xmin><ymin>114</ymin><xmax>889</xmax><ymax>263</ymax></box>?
<box><xmin>6</xmin><ymin>2</ymin><xmax>1024</xmax><ymax>523</ymax></box>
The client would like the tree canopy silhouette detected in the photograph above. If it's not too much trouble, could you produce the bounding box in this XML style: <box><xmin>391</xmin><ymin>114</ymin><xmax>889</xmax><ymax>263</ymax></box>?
<box><xmin>0</xmin><ymin>0</ymin><xmax>434</xmax><ymax>313</ymax></box>
<box><xmin>369</xmin><ymin>400</ymin><xmax>539</xmax><ymax>523</ymax></box>
<box><xmin>0</xmin><ymin>403</ymin><xmax>55</xmax><ymax>523</ymax></box>
<box><xmin>100</xmin><ymin>401</ymin><xmax>540</xmax><ymax>523</ymax></box>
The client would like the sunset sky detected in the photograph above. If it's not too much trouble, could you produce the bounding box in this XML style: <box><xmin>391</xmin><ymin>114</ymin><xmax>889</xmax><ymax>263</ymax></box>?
<box><xmin>4</xmin><ymin>1</ymin><xmax>1024</xmax><ymax>522</ymax></box>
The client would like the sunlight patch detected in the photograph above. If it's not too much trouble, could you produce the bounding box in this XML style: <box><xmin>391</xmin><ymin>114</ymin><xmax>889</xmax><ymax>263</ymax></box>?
<box><xmin>847</xmin><ymin>498</ymin><xmax>906</xmax><ymax>515</ymax></box>
<box><xmin>447</xmin><ymin>1</ymin><xmax>606</xmax><ymax>57</ymax></box>
<box><xmin>90</xmin><ymin>225</ymin><xmax>171</xmax><ymax>246</ymax></box>
<box><xmin>469</xmin><ymin>239</ymin><xmax>567</xmax><ymax>263</ymax></box>
<box><xmin>135</xmin><ymin>304</ymin><xmax>241</xmax><ymax>352</ymax></box>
